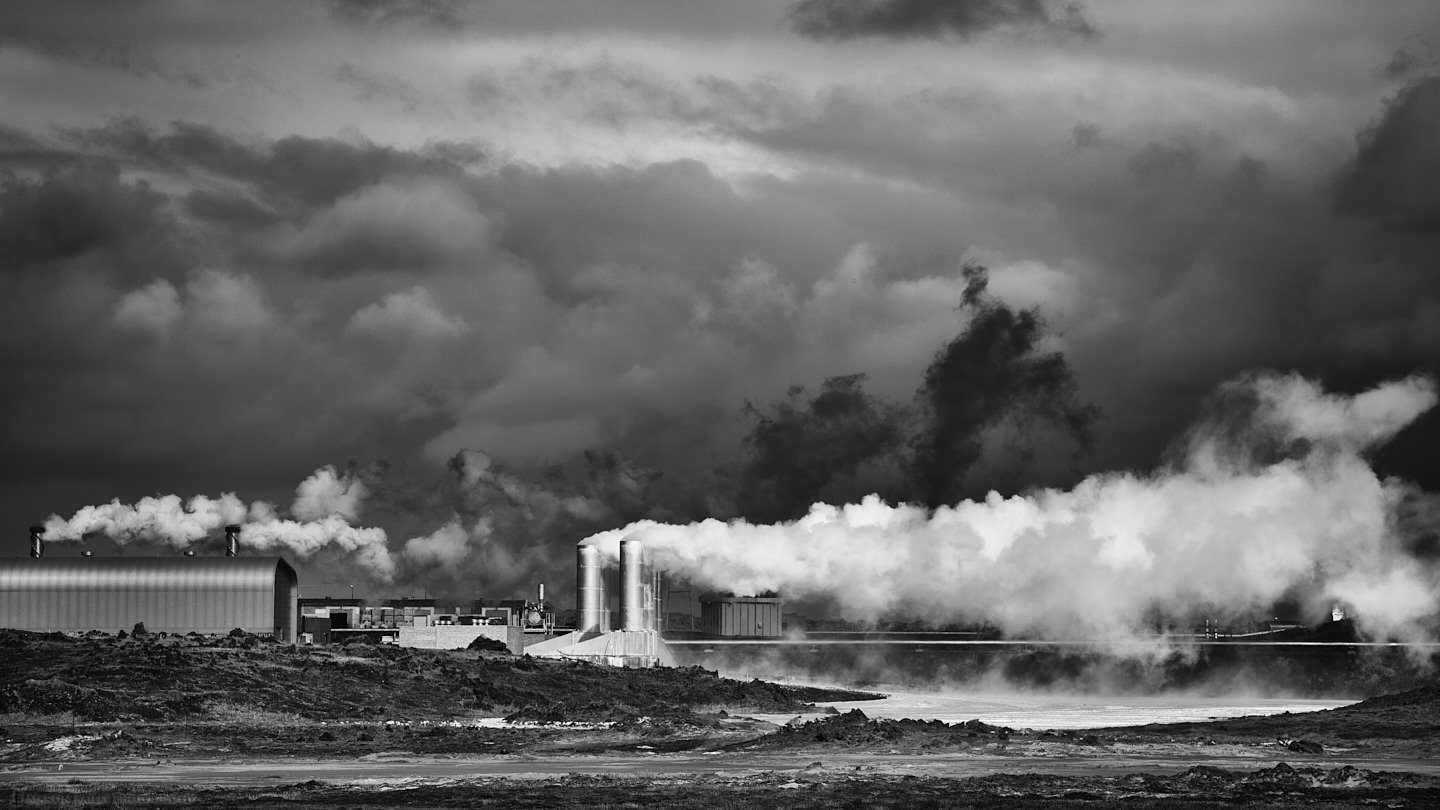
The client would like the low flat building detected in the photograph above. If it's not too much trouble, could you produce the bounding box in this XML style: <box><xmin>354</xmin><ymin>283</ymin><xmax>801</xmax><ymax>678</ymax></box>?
<box><xmin>699</xmin><ymin>593</ymin><xmax>783</xmax><ymax>638</ymax></box>
<box><xmin>0</xmin><ymin>556</ymin><xmax>299</xmax><ymax>641</ymax></box>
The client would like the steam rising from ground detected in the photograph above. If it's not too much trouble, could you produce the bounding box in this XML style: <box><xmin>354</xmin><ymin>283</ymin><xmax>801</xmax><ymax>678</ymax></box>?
<box><xmin>585</xmin><ymin>373</ymin><xmax>1440</xmax><ymax>642</ymax></box>
<box><xmin>42</xmin><ymin>466</ymin><xmax>397</xmax><ymax>580</ymax></box>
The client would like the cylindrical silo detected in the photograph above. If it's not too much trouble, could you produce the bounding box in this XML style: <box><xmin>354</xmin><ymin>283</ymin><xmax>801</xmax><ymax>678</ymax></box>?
<box><xmin>29</xmin><ymin>526</ymin><xmax>44</xmax><ymax>558</ymax></box>
<box><xmin>224</xmin><ymin>524</ymin><xmax>241</xmax><ymax>557</ymax></box>
<box><xmin>619</xmin><ymin>539</ymin><xmax>646</xmax><ymax>631</ymax></box>
<box><xmin>576</xmin><ymin>544</ymin><xmax>606</xmax><ymax>633</ymax></box>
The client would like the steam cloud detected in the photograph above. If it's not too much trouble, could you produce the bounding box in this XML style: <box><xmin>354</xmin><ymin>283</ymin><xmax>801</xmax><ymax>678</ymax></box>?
<box><xmin>584</xmin><ymin>373</ymin><xmax>1440</xmax><ymax>642</ymax></box>
<box><xmin>42</xmin><ymin>466</ymin><xmax>397</xmax><ymax>580</ymax></box>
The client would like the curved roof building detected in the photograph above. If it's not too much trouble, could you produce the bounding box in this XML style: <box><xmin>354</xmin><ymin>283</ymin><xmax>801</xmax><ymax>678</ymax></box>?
<box><xmin>0</xmin><ymin>556</ymin><xmax>298</xmax><ymax>641</ymax></box>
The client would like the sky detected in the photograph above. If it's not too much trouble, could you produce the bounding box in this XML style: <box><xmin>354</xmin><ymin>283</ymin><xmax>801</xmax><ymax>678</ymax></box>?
<box><xmin>2</xmin><ymin>1</ymin><xmax>1438</xmax><ymax>604</ymax></box>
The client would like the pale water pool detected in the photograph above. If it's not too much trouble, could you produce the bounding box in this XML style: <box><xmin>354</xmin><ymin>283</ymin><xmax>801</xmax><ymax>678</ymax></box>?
<box><xmin>773</xmin><ymin>685</ymin><xmax>1353</xmax><ymax>729</ymax></box>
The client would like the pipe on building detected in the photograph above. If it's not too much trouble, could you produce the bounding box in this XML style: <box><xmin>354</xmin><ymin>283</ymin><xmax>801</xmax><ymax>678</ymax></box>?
<box><xmin>576</xmin><ymin>544</ymin><xmax>606</xmax><ymax>633</ymax></box>
<box><xmin>29</xmin><ymin>526</ymin><xmax>44</xmax><ymax>559</ymax></box>
<box><xmin>224</xmin><ymin>525</ymin><xmax>241</xmax><ymax>557</ymax></box>
<box><xmin>619</xmin><ymin>539</ymin><xmax>646</xmax><ymax>632</ymax></box>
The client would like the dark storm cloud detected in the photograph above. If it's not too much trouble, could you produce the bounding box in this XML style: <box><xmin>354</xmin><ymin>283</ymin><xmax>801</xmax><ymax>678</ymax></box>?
<box><xmin>788</xmin><ymin>0</ymin><xmax>1095</xmax><ymax>41</ymax></box>
<box><xmin>335</xmin><ymin>63</ymin><xmax>441</xmax><ymax>117</ymax></box>
<box><xmin>1126</xmin><ymin>138</ymin><xmax>1200</xmax><ymax>182</ymax></box>
<box><xmin>599</xmin><ymin>62</ymin><xmax>1440</xmax><ymax>483</ymax></box>
<box><xmin>0</xmin><ymin>2</ymin><xmax>262</xmax><ymax>91</ymax></box>
<box><xmin>56</xmin><ymin>120</ymin><xmax>492</xmax><ymax>275</ymax></box>
<box><xmin>1336</xmin><ymin>76</ymin><xmax>1440</xmax><ymax>234</ymax></box>
<box><xmin>182</xmin><ymin>189</ymin><xmax>284</xmax><ymax>230</ymax></box>
<box><xmin>0</xmin><ymin>119</ymin><xmax>982</xmax><ymax>528</ymax></box>
<box><xmin>0</xmin><ymin>2</ymin><xmax>162</xmax><ymax>77</ymax></box>
<box><xmin>1383</xmin><ymin>38</ymin><xmax>1437</xmax><ymax>79</ymax></box>
<box><xmin>70</xmin><ymin>119</ymin><xmax>481</xmax><ymax>209</ymax></box>
<box><xmin>0</xmin><ymin>163</ymin><xmax>182</xmax><ymax>278</ymax></box>
<box><xmin>328</xmin><ymin>0</ymin><xmax>466</xmax><ymax>29</ymax></box>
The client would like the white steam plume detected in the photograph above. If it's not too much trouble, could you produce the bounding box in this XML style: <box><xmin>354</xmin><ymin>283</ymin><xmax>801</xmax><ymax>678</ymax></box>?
<box><xmin>290</xmin><ymin>465</ymin><xmax>368</xmax><ymax>521</ymax></box>
<box><xmin>42</xmin><ymin>469</ymin><xmax>396</xmax><ymax>580</ymax></box>
<box><xmin>584</xmin><ymin>373</ymin><xmax>1440</xmax><ymax>642</ymax></box>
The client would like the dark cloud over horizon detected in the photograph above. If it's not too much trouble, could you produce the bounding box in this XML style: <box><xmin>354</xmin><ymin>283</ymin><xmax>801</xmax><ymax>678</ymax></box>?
<box><xmin>788</xmin><ymin>0</ymin><xmax>1095</xmax><ymax>41</ymax></box>
<box><xmin>0</xmin><ymin>2</ymin><xmax>1437</xmax><ymax>599</ymax></box>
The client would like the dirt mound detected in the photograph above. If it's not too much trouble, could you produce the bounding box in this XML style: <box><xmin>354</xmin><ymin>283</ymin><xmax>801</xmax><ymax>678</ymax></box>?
<box><xmin>466</xmin><ymin>635</ymin><xmax>511</xmax><ymax>653</ymax></box>
<box><xmin>733</xmin><ymin>709</ymin><xmax>1017</xmax><ymax>751</ymax></box>
<box><xmin>0</xmin><ymin>629</ymin><xmax>873</xmax><ymax>725</ymax></box>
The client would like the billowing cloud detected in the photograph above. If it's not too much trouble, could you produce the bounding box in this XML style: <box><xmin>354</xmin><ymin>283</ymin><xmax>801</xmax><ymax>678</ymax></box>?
<box><xmin>0</xmin><ymin>1</ymin><xmax>1435</xmax><ymax>602</ymax></box>
<box><xmin>112</xmin><ymin>278</ymin><xmax>182</xmax><ymax>337</ymax></box>
<box><xmin>345</xmin><ymin>286</ymin><xmax>467</xmax><ymax>343</ymax></box>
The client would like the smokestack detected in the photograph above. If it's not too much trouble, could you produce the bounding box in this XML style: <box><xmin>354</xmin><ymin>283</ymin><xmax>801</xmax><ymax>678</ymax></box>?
<box><xmin>224</xmin><ymin>524</ymin><xmax>241</xmax><ymax>557</ymax></box>
<box><xmin>620</xmin><ymin>539</ymin><xmax>646</xmax><ymax>632</ymax></box>
<box><xmin>538</xmin><ymin>583</ymin><xmax>545</xmax><ymax>603</ymax></box>
<box><xmin>576</xmin><ymin>544</ymin><xmax>606</xmax><ymax>633</ymax></box>
<box><xmin>29</xmin><ymin>526</ymin><xmax>44</xmax><ymax>558</ymax></box>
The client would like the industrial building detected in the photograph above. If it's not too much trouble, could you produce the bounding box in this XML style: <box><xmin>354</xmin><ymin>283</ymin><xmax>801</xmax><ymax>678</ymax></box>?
<box><xmin>525</xmin><ymin>539</ymin><xmax>673</xmax><ymax>667</ymax></box>
<box><xmin>394</xmin><ymin>589</ymin><xmax>554</xmax><ymax>653</ymax></box>
<box><xmin>2</xmin><ymin>526</ymin><xmax>298</xmax><ymax>641</ymax></box>
<box><xmin>699</xmin><ymin>593</ymin><xmax>783</xmax><ymax>638</ymax></box>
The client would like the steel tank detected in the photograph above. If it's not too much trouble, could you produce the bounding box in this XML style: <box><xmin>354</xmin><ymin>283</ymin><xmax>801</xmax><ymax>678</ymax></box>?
<box><xmin>576</xmin><ymin>544</ymin><xmax>607</xmax><ymax>633</ymax></box>
<box><xmin>619</xmin><ymin>539</ymin><xmax>646</xmax><ymax>631</ymax></box>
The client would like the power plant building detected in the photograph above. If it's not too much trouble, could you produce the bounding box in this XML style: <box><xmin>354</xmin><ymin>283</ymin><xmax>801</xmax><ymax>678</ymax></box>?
<box><xmin>0</xmin><ymin>555</ymin><xmax>299</xmax><ymax>641</ymax></box>
<box><xmin>700</xmin><ymin>594</ymin><xmax>783</xmax><ymax>638</ymax></box>
<box><xmin>526</xmin><ymin>539</ymin><xmax>673</xmax><ymax>667</ymax></box>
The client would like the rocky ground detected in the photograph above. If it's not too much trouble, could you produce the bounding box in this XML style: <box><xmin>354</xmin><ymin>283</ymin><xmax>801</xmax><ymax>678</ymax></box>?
<box><xmin>6</xmin><ymin>765</ymin><xmax>1440</xmax><ymax>808</ymax></box>
<box><xmin>4</xmin><ymin>629</ymin><xmax>1440</xmax><ymax>807</ymax></box>
<box><xmin>0</xmin><ymin>629</ymin><xmax>871</xmax><ymax>762</ymax></box>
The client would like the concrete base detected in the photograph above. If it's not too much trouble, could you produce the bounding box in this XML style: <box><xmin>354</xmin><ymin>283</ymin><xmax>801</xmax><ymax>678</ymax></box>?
<box><xmin>396</xmin><ymin>624</ymin><xmax>524</xmax><ymax>654</ymax></box>
<box><xmin>524</xmin><ymin>629</ymin><xmax>675</xmax><ymax>668</ymax></box>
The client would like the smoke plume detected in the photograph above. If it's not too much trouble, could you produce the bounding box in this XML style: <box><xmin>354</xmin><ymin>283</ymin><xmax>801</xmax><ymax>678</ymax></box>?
<box><xmin>42</xmin><ymin>466</ymin><xmax>397</xmax><ymax>580</ymax></box>
<box><xmin>584</xmin><ymin>373</ymin><xmax>1440</xmax><ymax>642</ymax></box>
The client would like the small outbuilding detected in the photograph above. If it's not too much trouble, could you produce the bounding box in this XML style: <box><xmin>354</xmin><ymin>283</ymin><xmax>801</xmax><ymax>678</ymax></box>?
<box><xmin>0</xmin><ymin>556</ymin><xmax>299</xmax><ymax>641</ymax></box>
<box><xmin>699</xmin><ymin>593</ymin><xmax>783</xmax><ymax>638</ymax></box>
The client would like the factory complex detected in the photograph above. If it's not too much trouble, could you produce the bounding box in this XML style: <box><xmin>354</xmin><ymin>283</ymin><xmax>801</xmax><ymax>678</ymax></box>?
<box><xmin>1</xmin><ymin>526</ymin><xmax>784</xmax><ymax>667</ymax></box>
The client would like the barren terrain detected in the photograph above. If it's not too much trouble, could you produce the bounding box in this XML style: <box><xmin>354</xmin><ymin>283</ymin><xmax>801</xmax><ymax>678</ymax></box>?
<box><xmin>4</xmin><ymin>630</ymin><xmax>1440</xmax><ymax>807</ymax></box>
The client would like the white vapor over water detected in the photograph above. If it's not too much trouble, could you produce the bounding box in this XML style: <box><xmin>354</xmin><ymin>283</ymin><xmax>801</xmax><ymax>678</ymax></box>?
<box><xmin>42</xmin><ymin>466</ymin><xmax>396</xmax><ymax>580</ymax></box>
<box><xmin>584</xmin><ymin>373</ymin><xmax>1440</xmax><ymax>642</ymax></box>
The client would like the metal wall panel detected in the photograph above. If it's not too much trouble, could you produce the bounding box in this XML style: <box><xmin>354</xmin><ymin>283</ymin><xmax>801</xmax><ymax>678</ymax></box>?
<box><xmin>700</xmin><ymin>597</ymin><xmax>783</xmax><ymax>638</ymax></box>
<box><xmin>0</xmin><ymin>556</ymin><xmax>299</xmax><ymax>638</ymax></box>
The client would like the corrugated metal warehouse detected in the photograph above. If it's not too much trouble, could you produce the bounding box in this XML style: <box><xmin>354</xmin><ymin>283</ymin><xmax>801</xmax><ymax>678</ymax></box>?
<box><xmin>700</xmin><ymin>594</ymin><xmax>783</xmax><ymax>638</ymax></box>
<box><xmin>0</xmin><ymin>556</ymin><xmax>299</xmax><ymax>641</ymax></box>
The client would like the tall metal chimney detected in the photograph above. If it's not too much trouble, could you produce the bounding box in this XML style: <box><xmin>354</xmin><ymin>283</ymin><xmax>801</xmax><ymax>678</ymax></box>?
<box><xmin>576</xmin><ymin>544</ymin><xmax>606</xmax><ymax>633</ymax></box>
<box><xmin>224</xmin><ymin>524</ymin><xmax>241</xmax><ymax>557</ymax></box>
<box><xmin>29</xmin><ymin>526</ymin><xmax>44</xmax><ymax>558</ymax></box>
<box><xmin>619</xmin><ymin>539</ymin><xmax>646</xmax><ymax>632</ymax></box>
